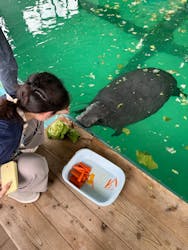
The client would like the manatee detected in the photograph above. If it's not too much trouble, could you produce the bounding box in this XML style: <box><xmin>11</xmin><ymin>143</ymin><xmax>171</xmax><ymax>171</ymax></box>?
<box><xmin>76</xmin><ymin>68</ymin><xmax>183</xmax><ymax>135</ymax></box>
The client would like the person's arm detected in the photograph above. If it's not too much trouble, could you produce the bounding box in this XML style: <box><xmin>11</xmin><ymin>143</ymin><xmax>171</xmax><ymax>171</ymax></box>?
<box><xmin>0</xmin><ymin>180</ymin><xmax>11</xmax><ymax>199</ymax></box>
<box><xmin>0</xmin><ymin>120</ymin><xmax>22</xmax><ymax>164</ymax></box>
<box><xmin>0</xmin><ymin>27</ymin><xmax>18</xmax><ymax>97</ymax></box>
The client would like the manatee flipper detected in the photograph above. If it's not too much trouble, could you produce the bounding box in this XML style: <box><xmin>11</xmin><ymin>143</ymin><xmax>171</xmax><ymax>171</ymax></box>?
<box><xmin>112</xmin><ymin>128</ymin><xmax>123</xmax><ymax>136</ymax></box>
<box><xmin>173</xmin><ymin>87</ymin><xmax>187</xmax><ymax>98</ymax></box>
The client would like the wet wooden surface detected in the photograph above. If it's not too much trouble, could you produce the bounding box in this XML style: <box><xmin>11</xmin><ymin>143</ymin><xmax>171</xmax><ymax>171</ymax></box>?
<box><xmin>0</xmin><ymin>123</ymin><xmax>188</xmax><ymax>250</ymax></box>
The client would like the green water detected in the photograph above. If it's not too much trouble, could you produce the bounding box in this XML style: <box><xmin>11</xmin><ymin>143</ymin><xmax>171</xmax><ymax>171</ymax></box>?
<box><xmin>0</xmin><ymin>0</ymin><xmax>188</xmax><ymax>202</ymax></box>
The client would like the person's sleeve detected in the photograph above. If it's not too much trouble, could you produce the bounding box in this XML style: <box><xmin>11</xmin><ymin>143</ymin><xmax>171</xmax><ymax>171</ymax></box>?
<box><xmin>0</xmin><ymin>120</ymin><xmax>22</xmax><ymax>164</ymax></box>
<box><xmin>0</xmin><ymin>27</ymin><xmax>18</xmax><ymax>97</ymax></box>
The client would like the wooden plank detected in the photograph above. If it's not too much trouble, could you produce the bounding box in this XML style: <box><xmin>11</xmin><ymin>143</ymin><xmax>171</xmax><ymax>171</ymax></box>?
<box><xmin>0</xmin><ymin>224</ymin><xmax>9</xmax><ymax>246</ymax></box>
<box><xmin>38</xmin><ymin>124</ymin><xmax>188</xmax><ymax>250</ymax></box>
<box><xmin>1</xmin><ymin>239</ymin><xmax>18</xmax><ymax>250</ymax></box>
<box><xmin>0</xmin><ymin>122</ymin><xmax>187</xmax><ymax>250</ymax></box>
<box><xmin>0</xmin><ymin>200</ymin><xmax>72</xmax><ymax>250</ymax></box>
<box><xmin>36</xmin><ymin>169</ymin><xmax>130</xmax><ymax>250</ymax></box>
<box><xmin>42</xmin><ymin>125</ymin><xmax>188</xmax><ymax>242</ymax></box>
<box><xmin>40</xmin><ymin>146</ymin><xmax>186</xmax><ymax>250</ymax></box>
<box><xmin>90</xmin><ymin>138</ymin><xmax>188</xmax><ymax>245</ymax></box>
<box><xmin>82</xmin><ymin>195</ymin><xmax>187</xmax><ymax>250</ymax></box>
<box><xmin>0</xmin><ymin>224</ymin><xmax>17</xmax><ymax>250</ymax></box>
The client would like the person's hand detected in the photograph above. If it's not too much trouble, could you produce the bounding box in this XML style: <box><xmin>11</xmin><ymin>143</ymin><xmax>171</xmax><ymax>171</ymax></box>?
<box><xmin>56</xmin><ymin>106</ymin><xmax>70</xmax><ymax>115</ymax></box>
<box><xmin>0</xmin><ymin>180</ymin><xmax>11</xmax><ymax>199</ymax></box>
<box><xmin>58</xmin><ymin>114</ymin><xmax>73</xmax><ymax>127</ymax></box>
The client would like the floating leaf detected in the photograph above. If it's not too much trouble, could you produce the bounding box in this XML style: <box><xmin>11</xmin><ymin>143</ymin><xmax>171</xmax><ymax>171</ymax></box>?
<box><xmin>122</xmin><ymin>128</ymin><xmax>131</xmax><ymax>135</ymax></box>
<box><xmin>117</xmin><ymin>64</ymin><xmax>124</xmax><ymax>69</ymax></box>
<box><xmin>136</xmin><ymin>150</ymin><xmax>158</xmax><ymax>170</ymax></box>
<box><xmin>163</xmin><ymin>116</ymin><xmax>171</xmax><ymax>122</ymax></box>
<box><xmin>117</xmin><ymin>103</ymin><xmax>124</xmax><ymax>109</ymax></box>
<box><xmin>166</xmin><ymin>147</ymin><xmax>176</xmax><ymax>154</ymax></box>
<box><xmin>150</xmin><ymin>45</ymin><xmax>156</xmax><ymax>51</ymax></box>
<box><xmin>107</xmin><ymin>75</ymin><xmax>113</xmax><ymax>80</ymax></box>
<box><xmin>172</xmin><ymin>169</ymin><xmax>179</xmax><ymax>175</ymax></box>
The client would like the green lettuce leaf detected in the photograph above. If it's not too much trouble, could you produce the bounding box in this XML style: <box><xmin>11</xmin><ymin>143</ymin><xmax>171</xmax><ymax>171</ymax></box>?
<box><xmin>67</xmin><ymin>128</ymin><xmax>80</xmax><ymax>143</ymax></box>
<box><xmin>47</xmin><ymin>120</ymin><xmax>80</xmax><ymax>143</ymax></box>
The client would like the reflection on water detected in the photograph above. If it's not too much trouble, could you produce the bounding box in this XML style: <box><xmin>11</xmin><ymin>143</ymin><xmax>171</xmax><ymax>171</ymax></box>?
<box><xmin>0</xmin><ymin>17</ymin><xmax>14</xmax><ymax>47</ymax></box>
<box><xmin>23</xmin><ymin>0</ymin><xmax>79</xmax><ymax>35</ymax></box>
<box><xmin>0</xmin><ymin>17</ymin><xmax>14</xmax><ymax>95</ymax></box>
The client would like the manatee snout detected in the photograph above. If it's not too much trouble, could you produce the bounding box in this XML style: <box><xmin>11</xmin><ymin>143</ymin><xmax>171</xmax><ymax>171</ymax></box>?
<box><xmin>76</xmin><ymin>111</ymin><xmax>94</xmax><ymax>127</ymax></box>
<box><xmin>76</xmin><ymin>102</ymin><xmax>104</xmax><ymax>127</ymax></box>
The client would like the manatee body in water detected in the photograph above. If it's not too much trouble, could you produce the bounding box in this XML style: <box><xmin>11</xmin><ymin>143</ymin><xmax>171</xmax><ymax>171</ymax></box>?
<box><xmin>76</xmin><ymin>68</ymin><xmax>182</xmax><ymax>135</ymax></box>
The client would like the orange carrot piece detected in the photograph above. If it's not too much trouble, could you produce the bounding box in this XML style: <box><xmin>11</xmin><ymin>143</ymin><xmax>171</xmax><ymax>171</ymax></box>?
<box><xmin>73</xmin><ymin>165</ymin><xmax>85</xmax><ymax>173</ymax></box>
<box><xmin>104</xmin><ymin>178</ymin><xmax>118</xmax><ymax>189</ymax></box>
<box><xmin>78</xmin><ymin>162</ymin><xmax>91</xmax><ymax>172</ymax></box>
<box><xmin>114</xmin><ymin>178</ymin><xmax>118</xmax><ymax>187</ymax></box>
<box><xmin>104</xmin><ymin>178</ymin><xmax>112</xmax><ymax>188</ymax></box>
<box><xmin>70</xmin><ymin>169</ymin><xmax>81</xmax><ymax>178</ymax></box>
<box><xmin>77</xmin><ymin>171</ymin><xmax>85</xmax><ymax>182</ymax></box>
<box><xmin>69</xmin><ymin>175</ymin><xmax>83</xmax><ymax>188</ymax></box>
<box><xmin>82</xmin><ymin>173</ymin><xmax>89</xmax><ymax>182</ymax></box>
<box><xmin>69</xmin><ymin>162</ymin><xmax>91</xmax><ymax>188</ymax></box>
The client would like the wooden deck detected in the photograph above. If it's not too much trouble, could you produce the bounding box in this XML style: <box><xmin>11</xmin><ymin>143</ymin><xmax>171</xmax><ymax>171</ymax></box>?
<box><xmin>0</xmin><ymin>123</ymin><xmax>188</xmax><ymax>250</ymax></box>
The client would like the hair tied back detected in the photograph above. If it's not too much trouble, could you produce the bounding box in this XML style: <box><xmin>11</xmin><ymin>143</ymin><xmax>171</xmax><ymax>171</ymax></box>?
<box><xmin>33</xmin><ymin>88</ymin><xmax>48</xmax><ymax>101</ymax></box>
<box><xmin>6</xmin><ymin>93</ymin><xmax>18</xmax><ymax>104</ymax></box>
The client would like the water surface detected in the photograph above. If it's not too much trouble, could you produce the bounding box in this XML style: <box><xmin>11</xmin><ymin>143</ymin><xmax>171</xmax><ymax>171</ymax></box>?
<box><xmin>0</xmin><ymin>0</ymin><xmax>188</xmax><ymax>201</ymax></box>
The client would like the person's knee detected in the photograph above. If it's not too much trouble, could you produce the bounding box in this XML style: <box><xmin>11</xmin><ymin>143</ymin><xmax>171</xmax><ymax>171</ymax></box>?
<box><xmin>17</xmin><ymin>153</ymin><xmax>49</xmax><ymax>180</ymax></box>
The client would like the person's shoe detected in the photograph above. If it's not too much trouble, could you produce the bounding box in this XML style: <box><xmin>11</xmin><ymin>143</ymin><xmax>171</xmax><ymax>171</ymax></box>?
<box><xmin>8</xmin><ymin>191</ymin><xmax>40</xmax><ymax>203</ymax></box>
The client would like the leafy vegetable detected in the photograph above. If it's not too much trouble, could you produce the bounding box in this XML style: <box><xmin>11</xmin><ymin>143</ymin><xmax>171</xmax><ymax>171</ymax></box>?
<box><xmin>67</xmin><ymin>128</ymin><xmax>80</xmax><ymax>143</ymax></box>
<box><xmin>136</xmin><ymin>150</ymin><xmax>158</xmax><ymax>170</ymax></box>
<box><xmin>47</xmin><ymin>120</ymin><xmax>80</xmax><ymax>143</ymax></box>
<box><xmin>47</xmin><ymin>120</ymin><xmax>69</xmax><ymax>139</ymax></box>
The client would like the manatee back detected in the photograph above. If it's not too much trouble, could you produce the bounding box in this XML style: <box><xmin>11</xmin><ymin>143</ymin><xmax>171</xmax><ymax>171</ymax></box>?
<box><xmin>93</xmin><ymin>68</ymin><xmax>178</xmax><ymax>129</ymax></box>
<box><xmin>95</xmin><ymin>68</ymin><xmax>178</xmax><ymax>101</ymax></box>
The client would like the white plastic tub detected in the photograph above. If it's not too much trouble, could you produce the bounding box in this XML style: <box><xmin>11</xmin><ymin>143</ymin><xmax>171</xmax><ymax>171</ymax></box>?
<box><xmin>62</xmin><ymin>148</ymin><xmax>126</xmax><ymax>206</ymax></box>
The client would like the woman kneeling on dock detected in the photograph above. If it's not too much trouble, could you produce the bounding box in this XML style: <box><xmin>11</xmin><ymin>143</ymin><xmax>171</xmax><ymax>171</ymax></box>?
<box><xmin>0</xmin><ymin>27</ymin><xmax>70</xmax><ymax>203</ymax></box>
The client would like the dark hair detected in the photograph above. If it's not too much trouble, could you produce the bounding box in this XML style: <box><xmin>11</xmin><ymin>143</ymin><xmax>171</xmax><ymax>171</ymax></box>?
<box><xmin>0</xmin><ymin>72</ymin><xmax>70</xmax><ymax>119</ymax></box>
<box><xmin>0</xmin><ymin>98</ymin><xmax>21</xmax><ymax>120</ymax></box>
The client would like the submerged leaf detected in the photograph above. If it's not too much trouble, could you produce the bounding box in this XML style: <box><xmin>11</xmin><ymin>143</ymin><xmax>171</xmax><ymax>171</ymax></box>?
<box><xmin>117</xmin><ymin>103</ymin><xmax>124</xmax><ymax>109</ymax></box>
<box><xmin>122</xmin><ymin>128</ymin><xmax>131</xmax><ymax>135</ymax></box>
<box><xmin>163</xmin><ymin>116</ymin><xmax>171</xmax><ymax>122</ymax></box>
<box><xmin>136</xmin><ymin>150</ymin><xmax>158</xmax><ymax>170</ymax></box>
<box><xmin>172</xmin><ymin>169</ymin><xmax>179</xmax><ymax>175</ymax></box>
